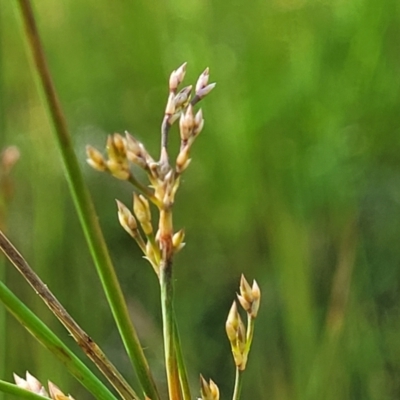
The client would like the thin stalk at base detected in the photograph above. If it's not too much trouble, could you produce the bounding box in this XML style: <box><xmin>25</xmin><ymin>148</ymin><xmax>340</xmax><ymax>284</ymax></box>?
<box><xmin>232</xmin><ymin>367</ymin><xmax>243</xmax><ymax>400</ymax></box>
<box><xmin>160</xmin><ymin>258</ymin><xmax>181</xmax><ymax>400</ymax></box>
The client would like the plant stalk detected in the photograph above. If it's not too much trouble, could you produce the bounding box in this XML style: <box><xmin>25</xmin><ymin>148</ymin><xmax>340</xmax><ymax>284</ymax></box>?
<box><xmin>159</xmin><ymin>207</ymin><xmax>181</xmax><ymax>400</ymax></box>
<box><xmin>232</xmin><ymin>367</ymin><xmax>243</xmax><ymax>400</ymax></box>
<box><xmin>14</xmin><ymin>1</ymin><xmax>160</xmax><ymax>399</ymax></box>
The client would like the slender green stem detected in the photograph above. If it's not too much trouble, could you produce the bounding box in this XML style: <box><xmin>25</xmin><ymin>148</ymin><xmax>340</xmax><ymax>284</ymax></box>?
<box><xmin>14</xmin><ymin>1</ymin><xmax>160</xmax><ymax>399</ymax></box>
<box><xmin>245</xmin><ymin>316</ymin><xmax>255</xmax><ymax>356</ymax></box>
<box><xmin>0</xmin><ymin>280</ymin><xmax>117</xmax><ymax>400</ymax></box>
<box><xmin>0</xmin><ymin>380</ymin><xmax>54</xmax><ymax>400</ymax></box>
<box><xmin>160</xmin><ymin>256</ymin><xmax>181</xmax><ymax>400</ymax></box>
<box><xmin>173</xmin><ymin>317</ymin><xmax>191</xmax><ymax>400</ymax></box>
<box><xmin>0</xmin><ymin>230</ymin><xmax>139</xmax><ymax>400</ymax></box>
<box><xmin>232</xmin><ymin>367</ymin><xmax>243</xmax><ymax>400</ymax></box>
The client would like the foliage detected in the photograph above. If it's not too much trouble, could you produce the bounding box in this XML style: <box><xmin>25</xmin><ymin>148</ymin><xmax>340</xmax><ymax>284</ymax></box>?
<box><xmin>1</xmin><ymin>0</ymin><xmax>400</xmax><ymax>399</ymax></box>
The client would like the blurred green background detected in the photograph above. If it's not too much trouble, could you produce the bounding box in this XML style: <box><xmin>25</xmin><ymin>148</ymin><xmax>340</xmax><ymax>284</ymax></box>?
<box><xmin>1</xmin><ymin>0</ymin><xmax>400</xmax><ymax>399</ymax></box>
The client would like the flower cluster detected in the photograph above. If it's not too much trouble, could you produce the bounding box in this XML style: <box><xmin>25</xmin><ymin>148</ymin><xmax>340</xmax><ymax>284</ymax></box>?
<box><xmin>86</xmin><ymin>64</ymin><xmax>215</xmax><ymax>276</ymax></box>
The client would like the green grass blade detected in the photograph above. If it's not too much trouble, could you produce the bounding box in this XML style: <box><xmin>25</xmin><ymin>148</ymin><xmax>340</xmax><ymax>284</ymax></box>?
<box><xmin>0</xmin><ymin>280</ymin><xmax>117</xmax><ymax>400</ymax></box>
<box><xmin>0</xmin><ymin>380</ymin><xmax>53</xmax><ymax>400</ymax></box>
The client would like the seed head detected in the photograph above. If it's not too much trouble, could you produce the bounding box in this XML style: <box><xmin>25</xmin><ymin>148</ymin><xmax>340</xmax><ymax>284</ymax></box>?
<box><xmin>195</xmin><ymin>67</ymin><xmax>210</xmax><ymax>93</ymax></box>
<box><xmin>172</xmin><ymin>229</ymin><xmax>186</xmax><ymax>253</ymax></box>
<box><xmin>174</xmin><ymin>85</ymin><xmax>192</xmax><ymax>110</ymax></box>
<box><xmin>237</xmin><ymin>275</ymin><xmax>261</xmax><ymax>318</ymax></box>
<box><xmin>133</xmin><ymin>193</ymin><xmax>153</xmax><ymax>235</ymax></box>
<box><xmin>86</xmin><ymin>145</ymin><xmax>107</xmax><ymax>172</ymax></box>
<box><xmin>116</xmin><ymin>199</ymin><xmax>139</xmax><ymax>238</ymax></box>
<box><xmin>176</xmin><ymin>146</ymin><xmax>191</xmax><ymax>174</ymax></box>
<box><xmin>106</xmin><ymin>159</ymin><xmax>130</xmax><ymax>180</ymax></box>
<box><xmin>199</xmin><ymin>375</ymin><xmax>220</xmax><ymax>400</ymax></box>
<box><xmin>196</xmin><ymin>82</ymin><xmax>216</xmax><ymax>99</ymax></box>
<box><xmin>179</xmin><ymin>104</ymin><xmax>195</xmax><ymax>142</ymax></box>
<box><xmin>14</xmin><ymin>372</ymin><xmax>48</xmax><ymax>396</ymax></box>
<box><xmin>48</xmin><ymin>381</ymin><xmax>75</xmax><ymax>400</ymax></box>
<box><xmin>193</xmin><ymin>109</ymin><xmax>204</xmax><ymax>137</ymax></box>
<box><xmin>169</xmin><ymin>62</ymin><xmax>187</xmax><ymax>91</ymax></box>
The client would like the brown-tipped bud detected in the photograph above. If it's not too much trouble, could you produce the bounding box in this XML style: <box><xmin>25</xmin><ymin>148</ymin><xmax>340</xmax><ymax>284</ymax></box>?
<box><xmin>48</xmin><ymin>381</ymin><xmax>74</xmax><ymax>400</ymax></box>
<box><xmin>172</xmin><ymin>229</ymin><xmax>186</xmax><ymax>253</ymax></box>
<box><xmin>125</xmin><ymin>132</ymin><xmax>149</xmax><ymax>169</ymax></box>
<box><xmin>116</xmin><ymin>200</ymin><xmax>139</xmax><ymax>238</ymax></box>
<box><xmin>251</xmin><ymin>280</ymin><xmax>261</xmax><ymax>318</ymax></box>
<box><xmin>14</xmin><ymin>372</ymin><xmax>48</xmax><ymax>396</ymax></box>
<box><xmin>106</xmin><ymin>134</ymin><xmax>118</xmax><ymax>160</ymax></box>
<box><xmin>200</xmin><ymin>375</ymin><xmax>219</xmax><ymax>400</ymax></box>
<box><xmin>237</xmin><ymin>275</ymin><xmax>261</xmax><ymax>318</ymax></box>
<box><xmin>196</xmin><ymin>82</ymin><xmax>216</xmax><ymax>99</ymax></box>
<box><xmin>209</xmin><ymin>379</ymin><xmax>220</xmax><ymax>400</ymax></box>
<box><xmin>112</xmin><ymin>133</ymin><xmax>127</xmax><ymax>157</ymax></box>
<box><xmin>125</xmin><ymin>132</ymin><xmax>142</xmax><ymax>154</ymax></box>
<box><xmin>86</xmin><ymin>145</ymin><xmax>107</xmax><ymax>172</ymax></box>
<box><xmin>226</xmin><ymin>301</ymin><xmax>248</xmax><ymax>369</ymax></box>
<box><xmin>226</xmin><ymin>301</ymin><xmax>240</xmax><ymax>342</ymax></box>
<box><xmin>174</xmin><ymin>85</ymin><xmax>192</xmax><ymax>110</ymax></box>
<box><xmin>169</xmin><ymin>62</ymin><xmax>187</xmax><ymax>91</ymax></box>
<box><xmin>1</xmin><ymin>146</ymin><xmax>20</xmax><ymax>174</ymax></box>
<box><xmin>179</xmin><ymin>104</ymin><xmax>195</xmax><ymax>142</ymax></box>
<box><xmin>176</xmin><ymin>146</ymin><xmax>191</xmax><ymax>174</ymax></box>
<box><xmin>165</xmin><ymin>92</ymin><xmax>176</xmax><ymax>115</ymax></box>
<box><xmin>193</xmin><ymin>109</ymin><xmax>204</xmax><ymax>136</ymax></box>
<box><xmin>133</xmin><ymin>193</ymin><xmax>153</xmax><ymax>235</ymax></box>
<box><xmin>239</xmin><ymin>274</ymin><xmax>253</xmax><ymax>303</ymax></box>
<box><xmin>106</xmin><ymin>159</ymin><xmax>130</xmax><ymax>180</ymax></box>
<box><xmin>195</xmin><ymin>67</ymin><xmax>210</xmax><ymax>92</ymax></box>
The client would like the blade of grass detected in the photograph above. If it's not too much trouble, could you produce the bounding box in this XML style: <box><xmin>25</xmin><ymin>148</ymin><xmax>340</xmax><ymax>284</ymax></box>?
<box><xmin>14</xmin><ymin>1</ymin><xmax>160</xmax><ymax>399</ymax></box>
<box><xmin>0</xmin><ymin>380</ymin><xmax>55</xmax><ymax>400</ymax></box>
<box><xmin>0</xmin><ymin>279</ymin><xmax>117</xmax><ymax>400</ymax></box>
<box><xmin>0</xmin><ymin>230</ymin><xmax>140</xmax><ymax>400</ymax></box>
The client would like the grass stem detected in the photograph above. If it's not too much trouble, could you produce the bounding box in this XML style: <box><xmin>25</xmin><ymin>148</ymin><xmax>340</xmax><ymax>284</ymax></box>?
<box><xmin>160</xmin><ymin>255</ymin><xmax>181</xmax><ymax>400</ymax></box>
<box><xmin>232</xmin><ymin>367</ymin><xmax>243</xmax><ymax>400</ymax></box>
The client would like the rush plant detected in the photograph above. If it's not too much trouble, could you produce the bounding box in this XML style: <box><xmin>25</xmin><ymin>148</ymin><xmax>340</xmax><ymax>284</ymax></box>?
<box><xmin>0</xmin><ymin>1</ymin><xmax>260</xmax><ymax>399</ymax></box>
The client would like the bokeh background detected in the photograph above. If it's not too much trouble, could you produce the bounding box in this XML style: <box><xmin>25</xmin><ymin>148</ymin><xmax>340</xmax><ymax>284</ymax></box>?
<box><xmin>1</xmin><ymin>0</ymin><xmax>400</xmax><ymax>399</ymax></box>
